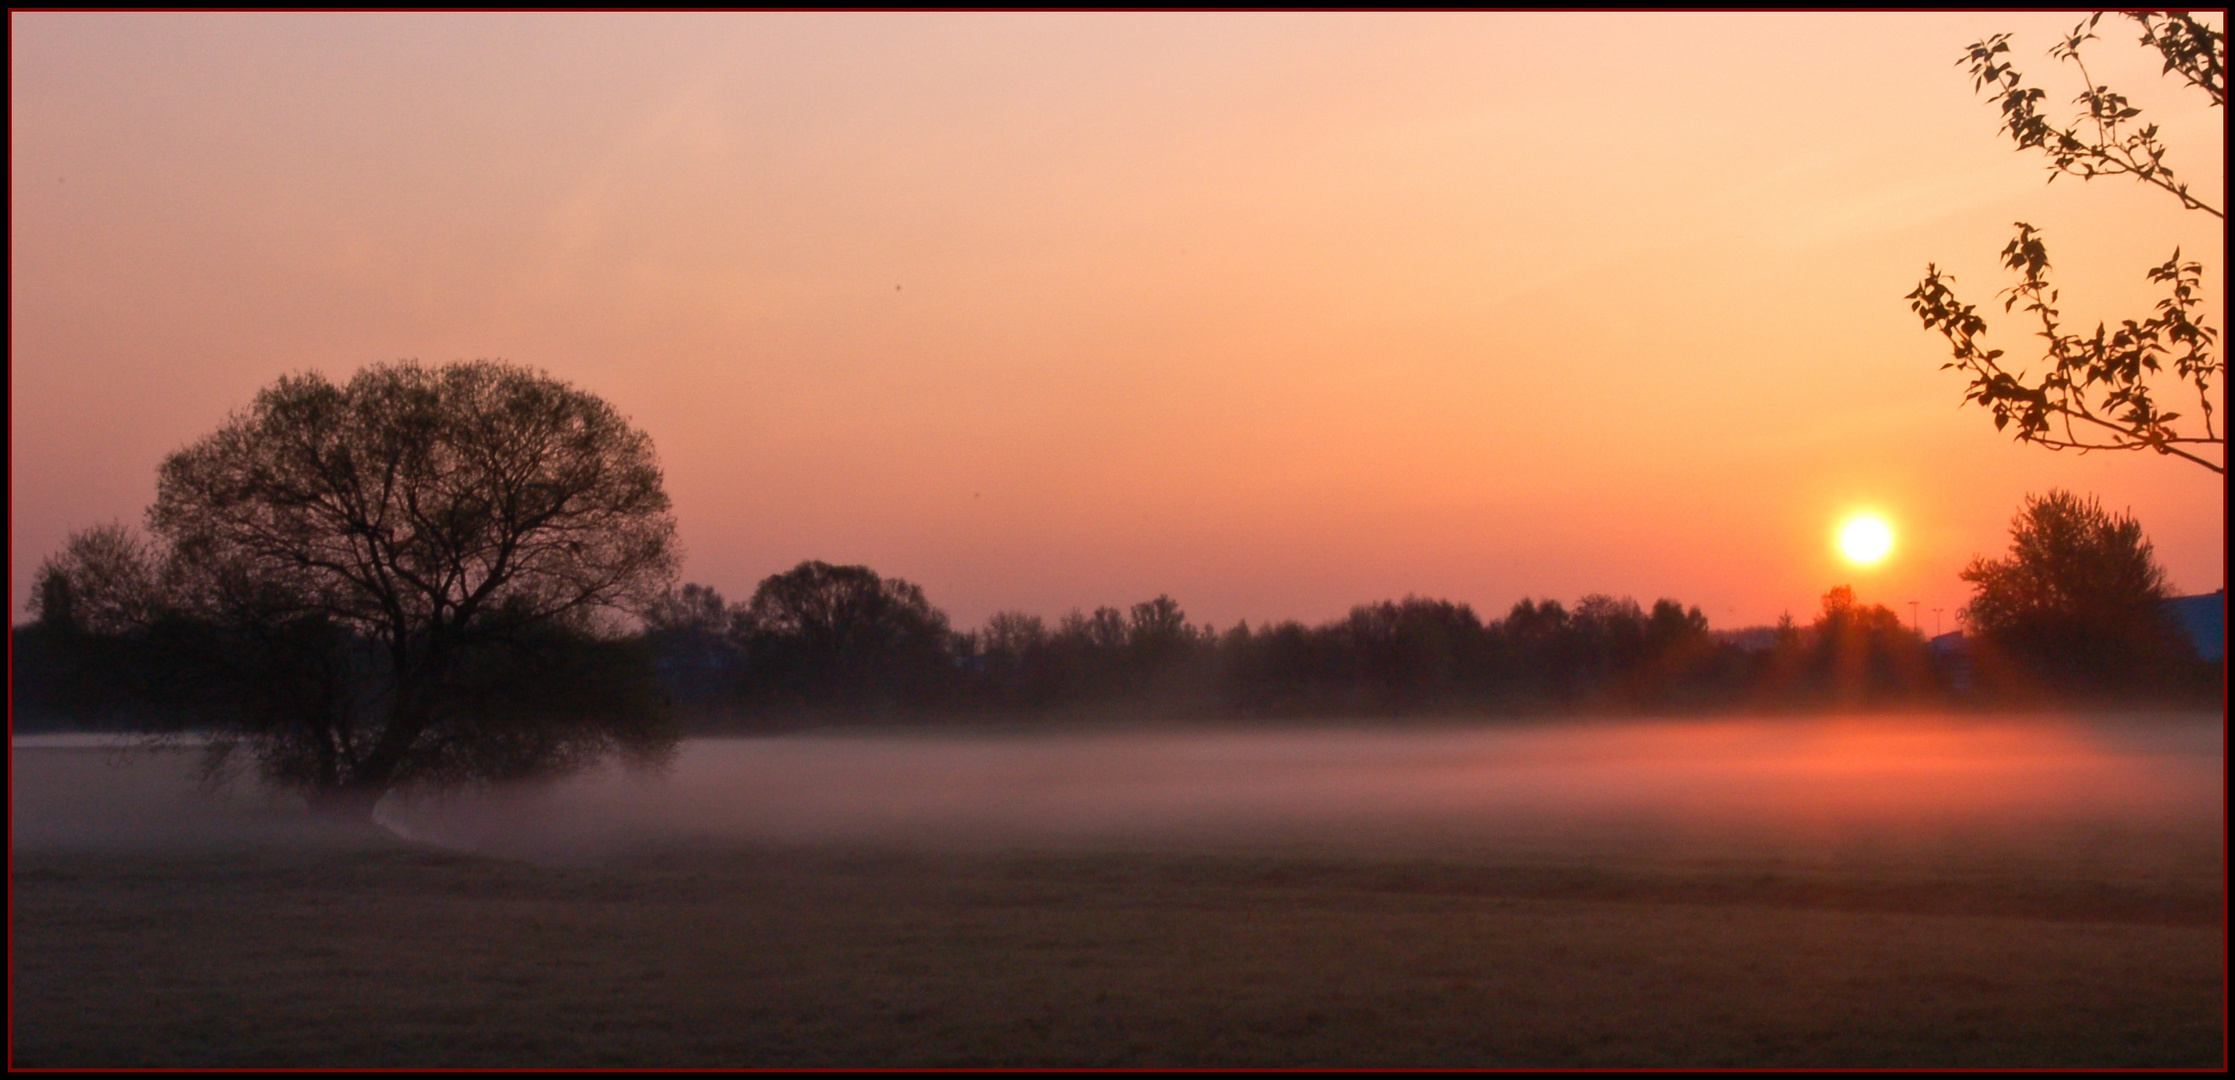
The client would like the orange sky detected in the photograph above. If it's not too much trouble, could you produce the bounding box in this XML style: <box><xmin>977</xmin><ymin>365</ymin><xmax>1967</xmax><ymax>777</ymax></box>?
<box><xmin>11</xmin><ymin>12</ymin><xmax>2224</xmax><ymax>632</ymax></box>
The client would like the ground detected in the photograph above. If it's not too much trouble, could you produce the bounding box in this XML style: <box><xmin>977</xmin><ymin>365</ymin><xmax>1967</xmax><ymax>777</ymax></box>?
<box><xmin>9</xmin><ymin>734</ymin><xmax>2225</xmax><ymax>1068</ymax></box>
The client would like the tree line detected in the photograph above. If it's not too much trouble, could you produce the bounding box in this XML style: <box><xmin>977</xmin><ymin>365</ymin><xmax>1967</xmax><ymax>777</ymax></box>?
<box><xmin>614</xmin><ymin>551</ymin><xmax>2214</xmax><ymax>727</ymax></box>
<box><xmin>634</xmin><ymin>570</ymin><xmax>1953</xmax><ymax>723</ymax></box>
<box><xmin>23</xmin><ymin>544</ymin><xmax>2213</xmax><ymax>748</ymax></box>
<box><xmin>2</xmin><ymin>553</ymin><xmax>1932</xmax><ymax>735</ymax></box>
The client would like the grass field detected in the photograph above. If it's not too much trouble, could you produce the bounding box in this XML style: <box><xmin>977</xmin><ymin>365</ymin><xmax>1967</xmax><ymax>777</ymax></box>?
<box><xmin>11</xmin><ymin>718</ymin><xmax>2226</xmax><ymax>1068</ymax></box>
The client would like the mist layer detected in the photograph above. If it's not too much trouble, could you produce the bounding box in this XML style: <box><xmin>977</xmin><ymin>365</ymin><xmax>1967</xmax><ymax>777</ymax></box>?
<box><xmin>358</xmin><ymin>715</ymin><xmax>2223</xmax><ymax>874</ymax></box>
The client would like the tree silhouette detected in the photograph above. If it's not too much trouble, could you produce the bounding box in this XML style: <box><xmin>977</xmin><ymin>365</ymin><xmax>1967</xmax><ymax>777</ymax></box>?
<box><xmin>1809</xmin><ymin>586</ymin><xmax>1933</xmax><ymax>703</ymax></box>
<box><xmin>1910</xmin><ymin>12</ymin><xmax>2224</xmax><ymax>474</ymax></box>
<box><xmin>731</xmin><ymin>561</ymin><xmax>954</xmax><ymax>709</ymax></box>
<box><xmin>1959</xmin><ymin>489</ymin><xmax>2188</xmax><ymax>688</ymax></box>
<box><xmin>141</xmin><ymin>359</ymin><xmax>680</xmax><ymax>816</ymax></box>
<box><xmin>642</xmin><ymin>583</ymin><xmax>740</xmax><ymax>710</ymax></box>
<box><xmin>26</xmin><ymin>522</ymin><xmax>161</xmax><ymax>636</ymax></box>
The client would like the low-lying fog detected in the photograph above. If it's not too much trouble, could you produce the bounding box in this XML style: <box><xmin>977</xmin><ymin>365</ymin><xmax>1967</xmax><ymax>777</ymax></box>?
<box><xmin>17</xmin><ymin>714</ymin><xmax>2223</xmax><ymax>877</ymax></box>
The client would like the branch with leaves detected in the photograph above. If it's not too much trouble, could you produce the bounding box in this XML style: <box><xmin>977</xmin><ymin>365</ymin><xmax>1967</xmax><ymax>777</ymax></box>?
<box><xmin>1912</xmin><ymin>226</ymin><xmax>2221</xmax><ymax>473</ymax></box>
<box><xmin>1917</xmin><ymin>11</ymin><xmax>2224</xmax><ymax>475</ymax></box>
<box><xmin>1962</xmin><ymin>12</ymin><xmax>2222</xmax><ymax>217</ymax></box>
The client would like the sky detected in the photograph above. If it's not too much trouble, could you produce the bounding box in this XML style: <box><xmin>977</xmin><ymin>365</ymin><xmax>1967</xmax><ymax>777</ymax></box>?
<box><xmin>10</xmin><ymin>12</ymin><xmax>2224</xmax><ymax>634</ymax></box>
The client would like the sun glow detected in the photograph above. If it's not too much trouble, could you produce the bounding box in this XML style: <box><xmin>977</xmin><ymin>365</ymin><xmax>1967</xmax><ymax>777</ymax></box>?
<box><xmin>1838</xmin><ymin>514</ymin><xmax>1893</xmax><ymax>565</ymax></box>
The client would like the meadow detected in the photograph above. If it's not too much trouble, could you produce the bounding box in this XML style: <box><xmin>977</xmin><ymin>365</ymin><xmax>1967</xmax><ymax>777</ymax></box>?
<box><xmin>11</xmin><ymin>713</ymin><xmax>2225</xmax><ymax>1068</ymax></box>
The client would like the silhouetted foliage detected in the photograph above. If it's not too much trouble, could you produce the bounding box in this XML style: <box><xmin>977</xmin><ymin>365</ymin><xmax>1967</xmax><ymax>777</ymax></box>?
<box><xmin>18</xmin><ymin>361</ymin><xmax>682</xmax><ymax>816</ymax></box>
<box><xmin>1959</xmin><ymin>489</ymin><xmax>2190</xmax><ymax>691</ymax></box>
<box><xmin>344</xmin><ymin>619</ymin><xmax>674</xmax><ymax>788</ymax></box>
<box><xmin>615</xmin><ymin>567</ymin><xmax>2005</xmax><ymax>723</ymax></box>
<box><xmin>1340</xmin><ymin>598</ymin><xmax>1485</xmax><ymax>712</ymax></box>
<box><xmin>969</xmin><ymin>610</ymin><xmax>1060</xmax><ymax>707</ymax></box>
<box><xmin>1804</xmin><ymin>586</ymin><xmax>1935</xmax><ymax>704</ymax></box>
<box><xmin>1126</xmin><ymin>596</ymin><xmax>1199</xmax><ymax>671</ymax></box>
<box><xmin>1912</xmin><ymin>12</ymin><xmax>2224</xmax><ymax>473</ymax></box>
<box><xmin>642</xmin><ymin>583</ymin><xmax>741</xmax><ymax>711</ymax></box>
<box><xmin>26</xmin><ymin>522</ymin><xmax>161</xmax><ymax>636</ymax></box>
<box><xmin>729</xmin><ymin>561</ymin><xmax>955</xmax><ymax>713</ymax></box>
<box><xmin>1494</xmin><ymin>598</ymin><xmax>1573</xmax><ymax>701</ymax></box>
<box><xmin>1630</xmin><ymin>599</ymin><xmax>1737</xmax><ymax>705</ymax></box>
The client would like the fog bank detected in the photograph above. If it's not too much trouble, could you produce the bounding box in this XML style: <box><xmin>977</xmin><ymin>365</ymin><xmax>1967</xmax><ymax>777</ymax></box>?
<box><xmin>15</xmin><ymin>715</ymin><xmax>2222</xmax><ymax>878</ymax></box>
<box><xmin>376</xmin><ymin>715</ymin><xmax>2222</xmax><ymax>873</ymax></box>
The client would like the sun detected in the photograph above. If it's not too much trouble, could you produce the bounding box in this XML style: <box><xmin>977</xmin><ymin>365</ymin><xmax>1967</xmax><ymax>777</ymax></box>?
<box><xmin>1838</xmin><ymin>514</ymin><xmax>1894</xmax><ymax>565</ymax></box>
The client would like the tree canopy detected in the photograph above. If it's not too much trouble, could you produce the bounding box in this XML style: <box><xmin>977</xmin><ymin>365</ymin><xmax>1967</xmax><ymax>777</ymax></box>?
<box><xmin>1959</xmin><ymin>489</ymin><xmax>2187</xmax><ymax>688</ymax></box>
<box><xmin>730</xmin><ymin>560</ymin><xmax>955</xmax><ymax>709</ymax></box>
<box><xmin>26</xmin><ymin>522</ymin><xmax>161</xmax><ymax>636</ymax></box>
<box><xmin>50</xmin><ymin>359</ymin><xmax>682</xmax><ymax>815</ymax></box>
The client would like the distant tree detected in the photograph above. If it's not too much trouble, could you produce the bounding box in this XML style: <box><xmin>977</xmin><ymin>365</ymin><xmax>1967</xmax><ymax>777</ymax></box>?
<box><xmin>139</xmin><ymin>359</ymin><xmax>680</xmax><ymax>817</ymax></box>
<box><xmin>1643</xmin><ymin>598</ymin><xmax>1710</xmax><ymax>654</ymax></box>
<box><xmin>1340</xmin><ymin>597</ymin><xmax>1485</xmax><ymax>711</ymax></box>
<box><xmin>1568</xmin><ymin>595</ymin><xmax>1650</xmax><ymax>683</ymax></box>
<box><xmin>1044</xmin><ymin>606</ymin><xmax>1133</xmax><ymax>697</ymax></box>
<box><xmin>645</xmin><ymin>583</ymin><xmax>730</xmax><ymax>636</ymax></box>
<box><xmin>1807</xmin><ymin>586</ymin><xmax>1932</xmax><ymax>702</ymax></box>
<box><xmin>26</xmin><ymin>522</ymin><xmax>162</xmax><ymax>635</ymax></box>
<box><xmin>13</xmin><ymin>524</ymin><xmax>169</xmax><ymax>728</ymax></box>
<box><xmin>1125</xmin><ymin>595</ymin><xmax>1194</xmax><ymax>665</ymax></box>
<box><xmin>979</xmin><ymin>610</ymin><xmax>1050</xmax><ymax>667</ymax></box>
<box><xmin>1221</xmin><ymin>618</ymin><xmax>1343</xmax><ymax>715</ymax></box>
<box><xmin>1959</xmin><ymin>489</ymin><xmax>2188</xmax><ymax>688</ymax></box>
<box><xmin>1635</xmin><ymin>598</ymin><xmax>1725</xmax><ymax>701</ymax></box>
<box><xmin>1500</xmin><ymin>598</ymin><xmax>1569</xmax><ymax>642</ymax></box>
<box><xmin>974</xmin><ymin>610</ymin><xmax>1055</xmax><ymax>706</ymax></box>
<box><xmin>1812</xmin><ymin>586</ymin><xmax>1910</xmax><ymax>646</ymax></box>
<box><xmin>731</xmin><ymin>561</ymin><xmax>954</xmax><ymax>708</ymax></box>
<box><xmin>642</xmin><ymin>584</ymin><xmax>740</xmax><ymax>709</ymax></box>
<box><xmin>1496</xmin><ymin>598</ymin><xmax>1574</xmax><ymax>699</ymax></box>
<box><xmin>1064</xmin><ymin>606</ymin><xmax>1131</xmax><ymax>653</ymax></box>
<box><xmin>1773</xmin><ymin>613</ymin><xmax>1801</xmax><ymax>648</ymax></box>
<box><xmin>1910</xmin><ymin>12</ymin><xmax>2224</xmax><ymax>474</ymax></box>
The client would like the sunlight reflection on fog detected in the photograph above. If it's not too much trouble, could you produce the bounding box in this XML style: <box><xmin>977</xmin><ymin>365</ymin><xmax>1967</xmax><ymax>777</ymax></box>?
<box><xmin>369</xmin><ymin>715</ymin><xmax>2224</xmax><ymax>872</ymax></box>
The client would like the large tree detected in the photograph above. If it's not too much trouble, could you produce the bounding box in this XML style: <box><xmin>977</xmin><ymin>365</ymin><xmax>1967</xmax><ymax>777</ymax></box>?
<box><xmin>1910</xmin><ymin>11</ymin><xmax>2224</xmax><ymax>474</ymax></box>
<box><xmin>1959</xmin><ymin>489</ymin><xmax>2188</xmax><ymax>689</ymax></box>
<box><xmin>136</xmin><ymin>359</ymin><xmax>681</xmax><ymax>816</ymax></box>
